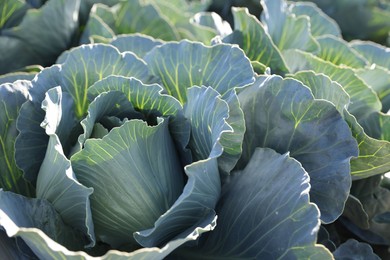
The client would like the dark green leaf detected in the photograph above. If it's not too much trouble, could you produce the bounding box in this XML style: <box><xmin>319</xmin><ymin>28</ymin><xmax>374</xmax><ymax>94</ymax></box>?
<box><xmin>333</xmin><ymin>239</ymin><xmax>380</xmax><ymax>260</ymax></box>
<box><xmin>222</xmin><ymin>7</ymin><xmax>289</xmax><ymax>74</ymax></box>
<box><xmin>0</xmin><ymin>81</ymin><xmax>34</xmax><ymax>196</ymax></box>
<box><xmin>238</xmin><ymin>75</ymin><xmax>358</xmax><ymax>223</ymax></box>
<box><xmin>182</xmin><ymin>148</ymin><xmax>330</xmax><ymax>259</ymax></box>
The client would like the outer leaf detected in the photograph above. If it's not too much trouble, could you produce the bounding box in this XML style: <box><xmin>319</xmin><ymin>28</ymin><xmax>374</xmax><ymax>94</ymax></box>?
<box><xmin>80</xmin><ymin>12</ymin><xmax>115</xmax><ymax>44</ymax></box>
<box><xmin>238</xmin><ymin>76</ymin><xmax>358</xmax><ymax>223</ymax></box>
<box><xmin>290</xmin><ymin>71</ymin><xmax>390</xmax><ymax>179</ymax></box>
<box><xmin>0</xmin><ymin>0</ymin><xmax>80</xmax><ymax>74</ymax></box>
<box><xmin>110</xmin><ymin>34</ymin><xmax>164</xmax><ymax>58</ymax></box>
<box><xmin>0</xmin><ymin>191</ymin><xmax>87</xmax><ymax>255</ymax></box>
<box><xmin>1</xmin><ymin>206</ymin><xmax>216</xmax><ymax>260</ymax></box>
<box><xmin>316</xmin><ymin>35</ymin><xmax>368</xmax><ymax>68</ymax></box>
<box><xmin>182</xmin><ymin>148</ymin><xmax>329</xmax><ymax>259</ymax></box>
<box><xmin>290</xmin><ymin>2</ymin><xmax>341</xmax><ymax>37</ymax></box>
<box><xmin>333</xmin><ymin>239</ymin><xmax>380</xmax><ymax>260</ymax></box>
<box><xmin>345</xmin><ymin>176</ymin><xmax>390</xmax><ymax>244</ymax></box>
<box><xmin>289</xmin><ymin>71</ymin><xmax>350</xmax><ymax>114</ymax></box>
<box><xmin>0</xmin><ymin>81</ymin><xmax>34</xmax><ymax>196</ymax></box>
<box><xmin>356</xmin><ymin>66</ymin><xmax>390</xmax><ymax>113</ymax></box>
<box><xmin>345</xmin><ymin>112</ymin><xmax>390</xmax><ymax>179</ymax></box>
<box><xmin>0</xmin><ymin>229</ymin><xmax>36</xmax><ymax>259</ymax></box>
<box><xmin>36</xmin><ymin>87</ymin><xmax>95</xmax><ymax>246</ymax></box>
<box><xmin>144</xmin><ymin>40</ymin><xmax>254</xmax><ymax>173</ymax></box>
<box><xmin>260</xmin><ymin>0</ymin><xmax>319</xmax><ymax>52</ymax></box>
<box><xmin>113</xmin><ymin>0</ymin><xmax>179</xmax><ymax>41</ymax></box>
<box><xmin>15</xmin><ymin>44</ymin><xmax>152</xmax><ymax>185</ymax></box>
<box><xmin>283</xmin><ymin>49</ymin><xmax>382</xmax><ymax>121</ymax></box>
<box><xmin>222</xmin><ymin>7</ymin><xmax>289</xmax><ymax>74</ymax></box>
<box><xmin>350</xmin><ymin>40</ymin><xmax>390</xmax><ymax>69</ymax></box>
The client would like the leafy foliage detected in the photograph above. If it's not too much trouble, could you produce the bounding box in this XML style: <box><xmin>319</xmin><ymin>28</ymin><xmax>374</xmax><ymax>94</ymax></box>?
<box><xmin>0</xmin><ymin>0</ymin><xmax>389</xmax><ymax>259</ymax></box>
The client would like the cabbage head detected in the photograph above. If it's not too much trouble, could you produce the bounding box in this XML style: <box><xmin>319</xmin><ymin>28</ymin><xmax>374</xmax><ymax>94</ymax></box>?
<box><xmin>0</xmin><ymin>37</ymin><xmax>358</xmax><ymax>259</ymax></box>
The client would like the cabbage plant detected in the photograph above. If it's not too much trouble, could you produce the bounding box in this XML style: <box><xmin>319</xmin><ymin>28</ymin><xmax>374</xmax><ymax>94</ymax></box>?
<box><xmin>0</xmin><ymin>35</ymin><xmax>360</xmax><ymax>258</ymax></box>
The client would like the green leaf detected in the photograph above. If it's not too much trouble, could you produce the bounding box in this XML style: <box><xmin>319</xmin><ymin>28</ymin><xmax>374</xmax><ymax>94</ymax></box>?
<box><xmin>289</xmin><ymin>2</ymin><xmax>341</xmax><ymax>38</ymax></box>
<box><xmin>110</xmin><ymin>34</ymin><xmax>164</xmax><ymax>58</ymax></box>
<box><xmin>290</xmin><ymin>71</ymin><xmax>390</xmax><ymax>179</ymax></box>
<box><xmin>80</xmin><ymin>12</ymin><xmax>115</xmax><ymax>44</ymax></box>
<box><xmin>222</xmin><ymin>7</ymin><xmax>289</xmax><ymax>74</ymax></box>
<box><xmin>290</xmin><ymin>71</ymin><xmax>350</xmax><ymax>114</ymax></box>
<box><xmin>144</xmin><ymin>40</ymin><xmax>254</xmax><ymax>103</ymax></box>
<box><xmin>15</xmin><ymin>44</ymin><xmax>152</xmax><ymax>185</ymax></box>
<box><xmin>113</xmin><ymin>0</ymin><xmax>179</xmax><ymax>41</ymax></box>
<box><xmin>347</xmin><ymin>176</ymin><xmax>390</xmax><ymax>244</ymax></box>
<box><xmin>358</xmin><ymin>111</ymin><xmax>390</xmax><ymax>142</ymax></box>
<box><xmin>238</xmin><ymin>76</ymin><xmax>358</xmax><ymax>223</ymax></box>
<box><xmin>333</xmin><ymin>239</ymin><xmax>380</xmax><ymax>260</ymax></box>
<box><xmin>350</xmin><ymin>40</ymin><xmax>390</xmax><ymax>69</ymax></box>
<box><xmin>144</xmin><ymin>40</ymin><xmax>254</xmax><ymax>173</ymax></box>
<box><xmin>345</xmin><ymin>112</ymin><xmax>390</xmax><ymax>179</ymax></box>
<box><xmin>134</xmin><ymin>156</ymin><xmax>220</xmax><ymax>248</ymax></box>
<box><xmin>316</xmin><ymin>35</ymin><xmax>368</xmax><ymax>68</ymax></box>
<box><xmin>356</xmin><ymin>65</ymin><xmax>390</xmax><ymax>113</ymax></box>
<box><xmin>71</xmin><ymin>119</ymin><xmax>185</xmax><ymax>248</ymax></box>
<box><xmin>283</xmin><ymin>49</ymin><xmax>382</xmax><ymax>121</ymax></box>
<box><xmin>0</xmin><ymin>0</ymin><xmax>80</xmax><ymax>74</ymax></box>
<box><xmin>342</xmin><ymin>195</ymin><xmax>370</xmax><ymax>230</ymax></box>
<box><xmin>182</xmin><ymin>148</ymin><xmax>329</xmax><ymax>259</ymax></box>
<box><xmin>260</xmin><ymin>0</ymin><xmax>319</xmax><ymax>52</ymax></box>
<box><xmin>36</xmin><ymin>87</ymin><xmax>95</xmax><ymax>246</ymax></box>
<box><xmin>0</xmin><ymin>0</ymin><xmax>26</xmax><ymax>28</ymax></box>
<box><xmin>0</xmin><ymin>81</ymin><xmax>34</xmax><ymax>196</ymax></box>
<box><xmin>184</xmin><ymin>86</ymin><xmax>231</xmax><ymax>161</ymax></box>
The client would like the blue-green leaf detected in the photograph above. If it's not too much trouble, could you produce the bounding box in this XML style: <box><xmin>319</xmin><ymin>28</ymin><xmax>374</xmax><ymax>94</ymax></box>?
<box><xmin>15</xmin><ymin>44</ymin><xmax>152</xmax><ymax>185</ymax></box>
<box><xmin>71</xmin><ymin>119</ymin><xmax>185</xmax><ymax>248</ymax></box>
<box><xmin>0</xmin><ymin>0</ymin><xmax>80</xmax><ymax>74</ymax></box>
<box><xmin>87</xmin><ymin>76</ymin><xmax>191</xmax><ymax>162</ymax></box>
<box><xmin>0</xmin><ymin>190</ymin><xmax>88</xmax><ymax>256</ymax></box>
<box><xmin>260</xmin><ymin>0</ymin><xmax>319</xmax><ymax>52</ymax></box>
<box><xmin>144</xmin><ymin>40</ymin><xmax>254</xmax><ymax>173</ymax></box>
<box><xmin>290</xmin><ymin>71</ymin><xmax>390</xmax><ymax>179</ymax></box>
<box><xmin>350</xmin><ymin>40</ymin><xmax>390</xmax><ymax>69</ymax></box>
<box><xmin>290</xmin><ymin>2</ymin><xmax>341</xmax><ymax>37</ymax></box>
<box><xmin>110</xmin><ymin>34</ymin><xmax>164</xmax><ymax>58</ymax></box>
<box><xmin>184</xmin><ymin>86</ymin><xmax>231</xmax><ymax>161</ymax></box>
<box><xmin>283</xmin><ymin>49</ymin><xmax>382</xmax><ymax>121</ymax></box>
<box><xmin>333</xmin><ymin>239</ymin><xmax>380</xmax><ymax>260</ymax></box>
<box><xmin>238</xmin><ymin>76</ymin><xmax>358</xmax><ymax>223</ymax></box>
<box><xmin>222</xmin><ymin>7</ymin><xmax>289</xmax><ymax>74</ymax></box>
<box><xmin>0</xmin><ymin>81</ymin><xmax>34</xmax><ymax>196</ymax></box>
<box><xmin>1</xmin><ymin>189</ymin><xmax>216</xmax><ymax>259</ymax></box>
<box><xmin>181</xmin><ymin>148</ymin><xmax>330</xmax><ymax>259</ymax></box>
<box><xmin>316</xmin><ymin>35</ymin><xmax>368</xmax><ymax>68</ymax></box>
<box><xmin>36</xmin><ymin>87</ymin><xmax>95</xmax><ymax>246</ymax></box>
